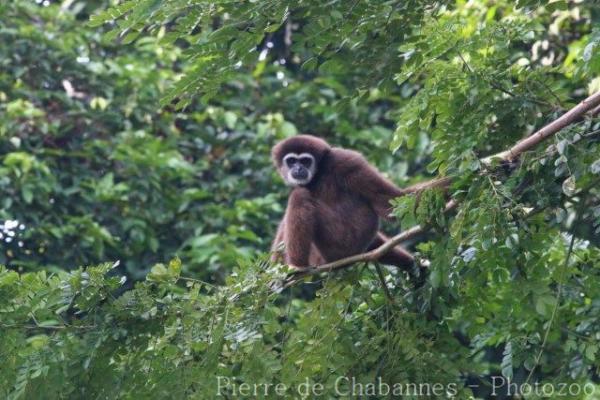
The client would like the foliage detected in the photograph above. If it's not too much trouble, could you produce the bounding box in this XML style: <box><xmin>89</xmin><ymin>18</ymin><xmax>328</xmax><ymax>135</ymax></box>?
<box><xmin>2</xmin><ymin>0</ymin><xmax>600</xmax><ymax>399</ymax></box>
<box><xmin>0</xmin><ymin>260</ymin><xmax>477</xmax><ymax>399</ymax></box>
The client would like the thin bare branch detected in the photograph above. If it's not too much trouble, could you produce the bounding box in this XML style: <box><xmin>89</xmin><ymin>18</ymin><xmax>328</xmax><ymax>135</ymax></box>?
<box><xmin>483</xmin><ymin>90</ymin><xmax>600</xmax><ymax>164</ymax></box>
<box><xmin>374</xmin><ymin>264</ymin><xmax>396</xmax><ymax>305</ymax></box>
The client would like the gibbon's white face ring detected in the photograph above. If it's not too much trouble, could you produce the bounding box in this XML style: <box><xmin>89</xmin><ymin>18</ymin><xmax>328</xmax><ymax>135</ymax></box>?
<box><xmin>283</xmin><ymin>152</ymin><xmax>316</xmax><ymax>186</ymax></box>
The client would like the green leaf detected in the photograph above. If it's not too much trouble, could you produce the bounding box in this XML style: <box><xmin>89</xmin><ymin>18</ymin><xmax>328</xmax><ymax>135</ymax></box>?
<box><xmin>21</xmin><ymin>187</ymin><xmax>33</xmax><ymax>204</ymax></box>
<box><xmin>535</xmin><ymin>295</ymin><xmax>556</xmax><ymax>317</ymax></box>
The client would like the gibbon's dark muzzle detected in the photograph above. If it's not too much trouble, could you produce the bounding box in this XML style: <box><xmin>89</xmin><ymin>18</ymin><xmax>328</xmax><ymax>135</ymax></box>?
<box><xmin>291</xmin><ymin>166</ymin><xmax>309</xmax><ymax>180</ymax></box>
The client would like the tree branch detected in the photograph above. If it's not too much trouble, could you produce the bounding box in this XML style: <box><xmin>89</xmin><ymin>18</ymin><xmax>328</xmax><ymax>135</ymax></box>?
<box><xmin>373</xmin><ymin>264</ymin><xmax>396</xmax><ymax>305</ymax></box>
<box><xmin>399</xmin><ymin>91</ymin><xmax>600</xmax><ymax>195</ymax></box>
<box><xmin>482</xmin><ymin>90</ymin><xmax>600</xmax><ymax>164</ymax></box>
<box><xmin>281</xmin><ymin>90</ymin><xmax>600</xmax><ymax>287</ymax></box>
<box><xmin>282</xmin><ymin>200</ymin><xmax>457</xmax><ymax>287</ymax></box>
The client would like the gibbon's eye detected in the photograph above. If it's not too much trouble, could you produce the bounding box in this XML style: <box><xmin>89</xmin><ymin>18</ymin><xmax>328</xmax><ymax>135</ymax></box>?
<box><xmin>299</xmin><ymin>157</ymin><xmax>313</xmax><ymax>167</ymax></box>
<box><xmin>285</xmin><ymin>157</ymin><xmax>298</xmax><ymax>167</ymax></box>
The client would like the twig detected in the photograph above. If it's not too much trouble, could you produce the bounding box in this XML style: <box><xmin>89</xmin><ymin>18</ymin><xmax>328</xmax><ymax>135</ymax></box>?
<box><xmin>373</xmin><ymin>264</ymin><xmax>396</xmax><ymax>305</ymax></box>
<box><xmin>524</xmin><ymin>189</ymin><xmax>588</xmax><ymax>384</ymax></box>
<box><xmin>0</xmin><ymin>323</ymin><xmax>96</xmax><ymax>330</ymax></box>
<box><xmin>524</xmin><ymin>229</ymin><xmax>576</xmax><ymax>385</ymax></box>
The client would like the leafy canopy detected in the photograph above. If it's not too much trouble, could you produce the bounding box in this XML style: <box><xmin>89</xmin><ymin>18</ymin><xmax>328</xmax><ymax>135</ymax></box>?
<box><xmin>1</xmin><ymin>0</ymin><xmax>600</xmax><ymax>398</ymax></box>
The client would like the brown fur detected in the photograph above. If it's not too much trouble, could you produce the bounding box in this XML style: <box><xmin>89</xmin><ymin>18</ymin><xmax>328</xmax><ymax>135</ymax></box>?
<box><xmin>271</xmin><ymin>135</ymin><xmax>414</xmax><ymax>268</ymax></box>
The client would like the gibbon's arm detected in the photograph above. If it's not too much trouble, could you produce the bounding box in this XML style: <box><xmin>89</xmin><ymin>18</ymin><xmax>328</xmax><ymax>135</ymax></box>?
<box><xmin>340</xmin><ymin>150</ymin><xmax>405</xmax><ymax>219</ymax></box>
<box><xmin>270</xmin><ymin>220</ymin><xmax>285</xmax><ymax>262</ymax></box>
<box><xmin>283</xmin><ymin>188</ymin><xmax>316</xmax><ymax>267</ymax></box>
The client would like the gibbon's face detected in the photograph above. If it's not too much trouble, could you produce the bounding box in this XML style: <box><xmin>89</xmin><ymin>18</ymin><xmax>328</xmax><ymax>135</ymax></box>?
<box><xmin>281</xmin><ymin>152</ymin><xmax>316</xmax><ymax>186</ymax></box>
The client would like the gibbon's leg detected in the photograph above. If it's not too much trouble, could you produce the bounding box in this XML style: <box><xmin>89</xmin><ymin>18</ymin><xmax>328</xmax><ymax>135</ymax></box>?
<box><xmin>368</xmin><ymin>232</ymin><xmax>415</xmax><ymax>267</ymax></box>
<box><xmin>271</xmin><ymin>223</ymin><xmax>324</xmax><ymax>266</ymax></box>
<box><xmin>284</xmin><ymin>188</ymin><xmax>316</xmax><ymax>268</ymax></box>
